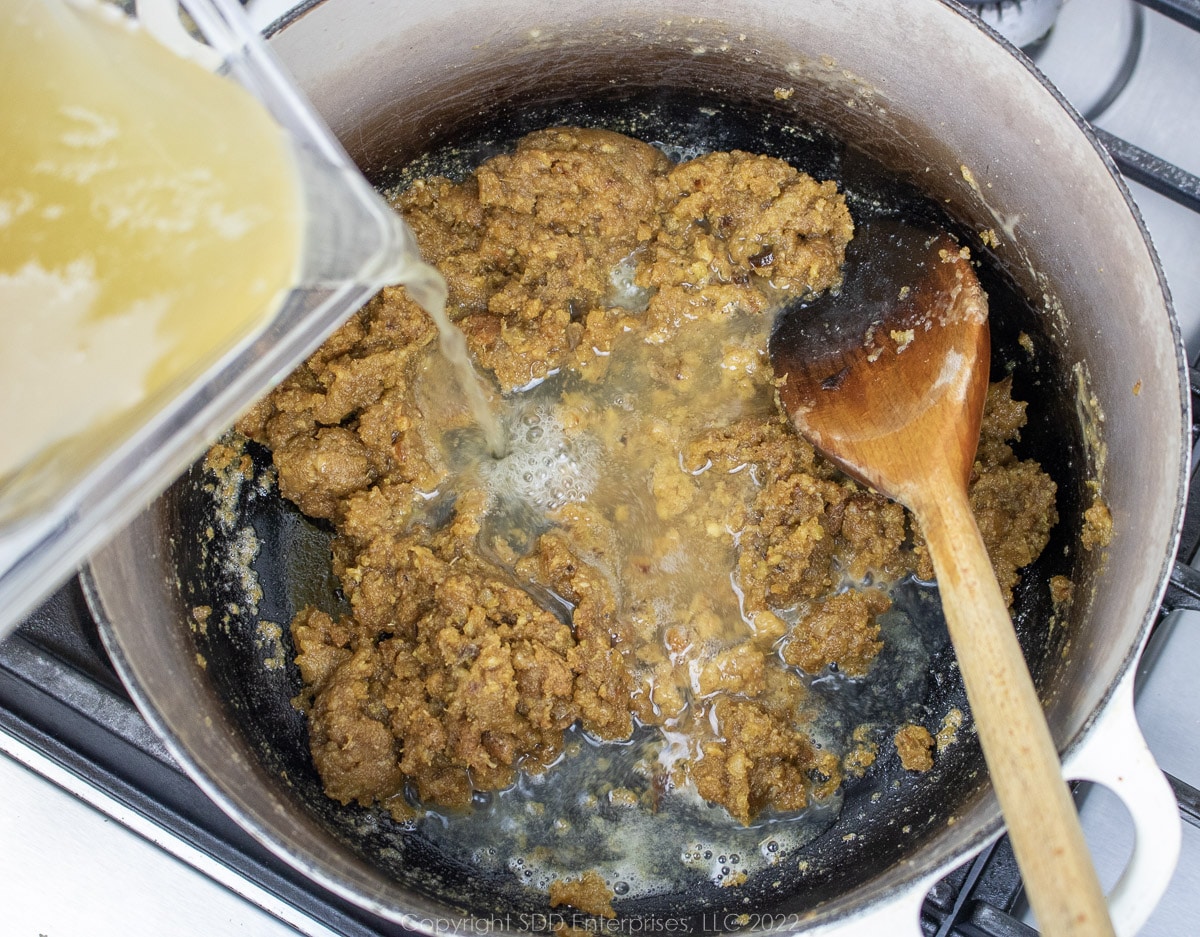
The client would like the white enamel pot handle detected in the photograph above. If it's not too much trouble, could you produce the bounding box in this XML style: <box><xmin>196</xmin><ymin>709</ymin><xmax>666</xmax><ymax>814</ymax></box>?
<box><xmin>1062</xmin><ymin>666</ymin><xmax>1182</xmax><ymax>937</ymax></box>
<box><xmin>809</xmin><ymin>666</ymin><xmax>1179</xmax><ymax>937</ymax></box>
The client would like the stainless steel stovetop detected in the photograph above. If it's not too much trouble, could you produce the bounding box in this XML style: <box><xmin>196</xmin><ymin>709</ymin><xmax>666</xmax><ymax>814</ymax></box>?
<box><xmin>2</xmin><ymin>2</ymin><xmax>1199</xmax><ymax>935</ymax></box>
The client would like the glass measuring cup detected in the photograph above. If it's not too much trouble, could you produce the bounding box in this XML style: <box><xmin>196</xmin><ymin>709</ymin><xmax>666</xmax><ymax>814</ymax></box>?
<box><xmin>0</xmin><ymin>0</ymin><xmax>423</xmax><ymax>639</ymax></box>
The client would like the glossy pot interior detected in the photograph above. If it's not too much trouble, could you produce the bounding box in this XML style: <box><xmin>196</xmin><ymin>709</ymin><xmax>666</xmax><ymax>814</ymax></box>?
<box><xmin>87</xmin><ymin>0</ymin><xmax>1187</xmax><ymax>931</ymax></box>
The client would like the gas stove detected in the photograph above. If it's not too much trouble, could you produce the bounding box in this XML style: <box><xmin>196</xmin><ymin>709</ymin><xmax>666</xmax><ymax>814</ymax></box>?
<box><xmin>3</xmin><ymin>2</ymin><xmax>1200</xmax><ymax>935</ymax></box>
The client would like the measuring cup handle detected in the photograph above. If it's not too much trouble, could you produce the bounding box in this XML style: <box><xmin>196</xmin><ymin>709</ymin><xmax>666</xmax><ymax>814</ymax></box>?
<box><xmin>1062</xmin><ymin>668</ymin><xmax>1181</xmax><ymax>937</ymax></box>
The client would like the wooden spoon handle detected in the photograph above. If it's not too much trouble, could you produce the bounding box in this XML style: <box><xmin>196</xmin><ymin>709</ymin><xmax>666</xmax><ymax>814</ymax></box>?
<box><xmin>915</xmin><ymin>481</ymin><xmax>1115</xmax><ymax>937</ymax></box>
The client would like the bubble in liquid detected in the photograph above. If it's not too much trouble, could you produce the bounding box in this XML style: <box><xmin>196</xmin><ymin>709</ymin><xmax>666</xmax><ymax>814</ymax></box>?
<box><xmin>482</xmin><ymin>403</ymin><xmax>599</xmax><ymax>513</ymax></box>
<box><xmin>613</xmin><ymin>881</ymin><xmax>630</xmax><ymax>896</ymax></box>
<box><xmin>607</xmin><ymin>253</ymin><xmax>652</xmax><ymax>313</ymax></box>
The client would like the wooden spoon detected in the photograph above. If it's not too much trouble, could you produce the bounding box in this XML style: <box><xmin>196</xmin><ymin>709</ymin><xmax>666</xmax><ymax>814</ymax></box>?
<box><xmin>769</xmin><ymin>219</ymin><xmax>1115</xmax><ymax>937</ymax></box>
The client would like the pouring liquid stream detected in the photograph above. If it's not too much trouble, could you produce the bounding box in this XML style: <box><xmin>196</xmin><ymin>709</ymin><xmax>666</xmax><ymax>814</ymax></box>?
<box><xmin>391</xmin><ymin>258</ymin><xmax>509</xmax><ymax>459</ymax></box>
<box><xmin>0</xmin><ymin>0</ymin><xmax>506</xmax><ymax>520</ymax></box>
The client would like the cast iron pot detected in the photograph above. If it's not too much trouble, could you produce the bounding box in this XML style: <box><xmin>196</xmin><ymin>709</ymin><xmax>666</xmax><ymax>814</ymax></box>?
<box><xmin>85</xmin><ymin>1</ymin><xmax>1188</xmax><ymax>934</ymax></box>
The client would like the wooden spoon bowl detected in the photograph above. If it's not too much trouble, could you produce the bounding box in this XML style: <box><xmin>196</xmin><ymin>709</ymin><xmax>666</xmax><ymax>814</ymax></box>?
<box><xmin>770</xmin><ymin>219</ymin><xmax>1115</xmax><ymax>937</ymax></box>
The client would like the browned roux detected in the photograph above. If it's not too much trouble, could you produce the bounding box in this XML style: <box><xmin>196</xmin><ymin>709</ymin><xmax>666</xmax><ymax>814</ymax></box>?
<box><xmin>231</xmin><ymin>127</ymin><xmax>1058</xmax><ymax>896</ymax></box>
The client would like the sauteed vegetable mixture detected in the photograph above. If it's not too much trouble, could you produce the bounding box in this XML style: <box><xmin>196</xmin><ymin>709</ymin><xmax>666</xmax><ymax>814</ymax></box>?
<box><xmin>228</xmin><ymin>128</ymin><xmax>1058</xmax><ymax>839</ymax></box>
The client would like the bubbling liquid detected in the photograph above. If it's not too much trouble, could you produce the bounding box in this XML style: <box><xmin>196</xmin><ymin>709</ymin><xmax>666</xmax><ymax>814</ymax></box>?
<box><xmin>481</xmin><ymin>400</ymin><xmax>600</xmax><ymax>514</ymax></box>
